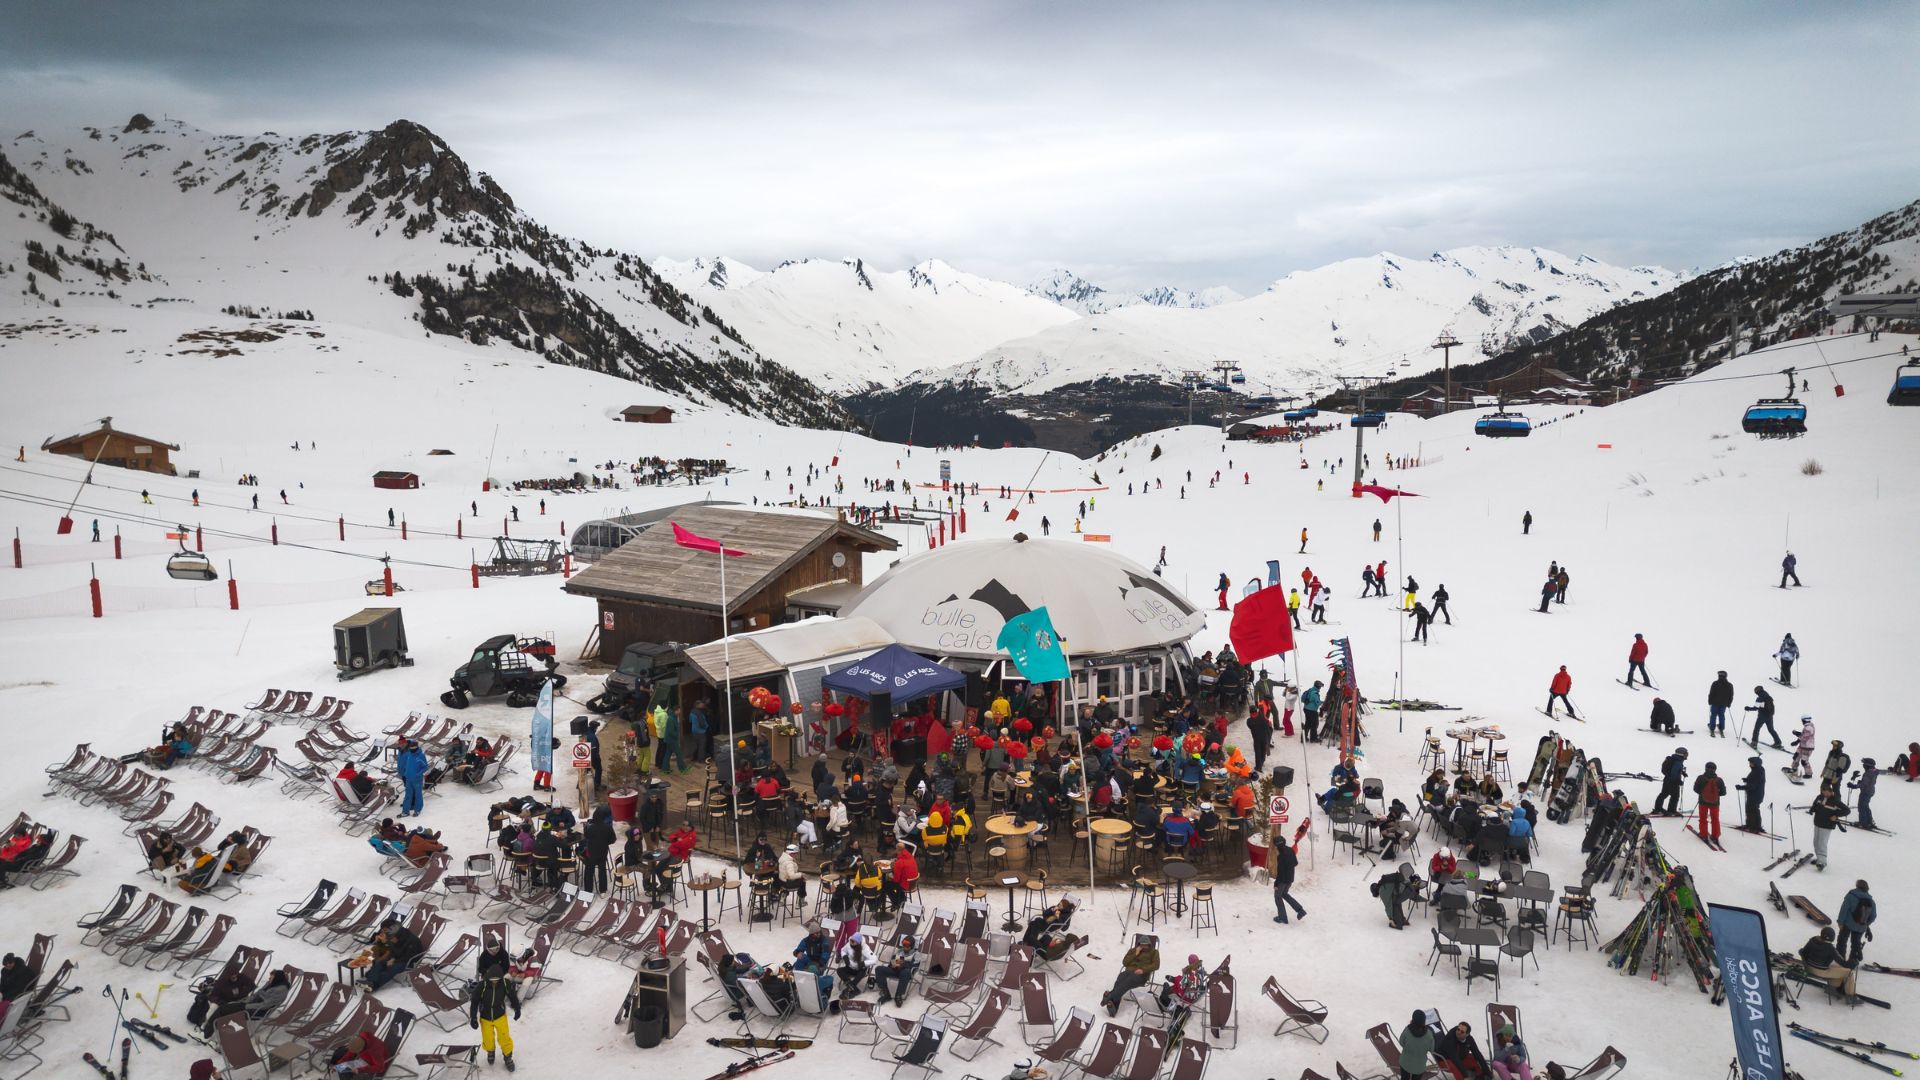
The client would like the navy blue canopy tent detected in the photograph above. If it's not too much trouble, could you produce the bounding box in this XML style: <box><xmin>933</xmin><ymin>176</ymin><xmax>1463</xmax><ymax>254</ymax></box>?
<box><xmin>822</xmin><ymin>643</ymin><xmax>966</xmax><ymax>701</ymax></box>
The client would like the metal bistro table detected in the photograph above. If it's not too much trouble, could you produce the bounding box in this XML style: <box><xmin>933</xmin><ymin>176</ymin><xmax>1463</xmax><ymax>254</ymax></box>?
<box><xmin>1163</xmin><ymin>859</ymin><xmax>1198</xmax><ymax>916</ymax></box>
<box><xmin>995</xmin><ymin>871</ymin><xmax>1029</xmax><ymax>931</ymax></box>
<box><xmin>688</xmin><ymin>875</ymin><xmax>722</xmax><ymax>931</ymax></box>
<box><xmin>1448</xmin><ymin>923</ymin><xmax>1504</xmax><ymax>976</ymax></box>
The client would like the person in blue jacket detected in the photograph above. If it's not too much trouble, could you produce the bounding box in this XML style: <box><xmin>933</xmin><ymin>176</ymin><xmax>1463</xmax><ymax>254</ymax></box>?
<box><xmin>1837</xmin><ymin>881</ymin><xmax>1876</xmax><ymax>966</ymax></box>
<box><xmin>397</xmin><ymin>739</ymin><xmax>430</xmax><ymax>818</ymax></box>
<box><xmin>1301</xmin><ymin>682</ymin><xmax>1324</xmax><ymax>742</ymax></box>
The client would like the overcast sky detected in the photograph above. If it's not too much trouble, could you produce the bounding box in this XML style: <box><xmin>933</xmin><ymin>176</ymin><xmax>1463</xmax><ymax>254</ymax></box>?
<box><xmin>5</xmin><ymin>1</ymin><xmax>1916</xmax><ymax>293</ymax></box>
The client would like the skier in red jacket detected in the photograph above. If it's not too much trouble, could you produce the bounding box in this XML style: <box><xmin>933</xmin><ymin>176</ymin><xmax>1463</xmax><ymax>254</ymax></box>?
<box><xmin>1546</xmin><ymin>667</ymin><xmax>1577</xmax><ymax>718</ymax></box>
<box><xmin>1625</xmin><ymin>634</ymin><xmax>1651</xmax><ymax>687</ymax></box>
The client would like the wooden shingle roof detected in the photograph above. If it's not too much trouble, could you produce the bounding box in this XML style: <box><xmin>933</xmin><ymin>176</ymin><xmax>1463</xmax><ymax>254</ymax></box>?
<box><xmin>563</xmin><ymin>505</ymin><xmax>896</xmax><ymax>610</ymax></box>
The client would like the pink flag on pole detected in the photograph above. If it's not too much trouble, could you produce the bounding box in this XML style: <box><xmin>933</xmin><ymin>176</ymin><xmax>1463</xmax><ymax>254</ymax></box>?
<box><xmin>671</xmin><ymin>521</ymin><xmax>748</xmax><ymax>557</ymax></box>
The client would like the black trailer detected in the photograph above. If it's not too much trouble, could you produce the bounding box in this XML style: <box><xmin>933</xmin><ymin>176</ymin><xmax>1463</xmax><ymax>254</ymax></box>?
<box><xmin>334</xmin><ymin>607</ymin><xmax>414</xmax><ymax>681</ymax></box>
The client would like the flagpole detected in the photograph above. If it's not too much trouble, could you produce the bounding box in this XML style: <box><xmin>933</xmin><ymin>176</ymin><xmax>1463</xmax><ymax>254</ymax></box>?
<box><xmin>721</xmin><ymin>546</ymin><xmax>740</xmax><ymax>859</ymax></box>
<box><xmin>1059</xmin><ymin>645</ymin><xmax>1096</xmax><ymax>905</ymax></box>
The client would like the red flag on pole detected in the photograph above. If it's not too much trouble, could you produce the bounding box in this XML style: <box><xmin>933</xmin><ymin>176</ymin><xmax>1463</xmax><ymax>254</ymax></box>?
<box><xmin>1228</xmin><ymin>584</ymin><xmax>1295</xmax><ymax>664</ymax></box>
<box><xmin>670</xmin><ymin>521</ymin><xmax>748</xmax><ymax>557</ymax></box>
<box><xmin>1357</xmin><ymin>484</ymin><xmax>1421</xmax><ymax>502</ymax></box>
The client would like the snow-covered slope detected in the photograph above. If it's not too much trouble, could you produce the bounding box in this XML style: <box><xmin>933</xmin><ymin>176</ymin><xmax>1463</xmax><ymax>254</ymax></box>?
<box><xmin>1026</xmin><ymin>267</ymin><xmax>1243</xmax><ymax>315</ymax></box>
<box><xmin>652</xmin><ymin>255</ymin><xmax>1080</xmax><ymax>390</ymax></box>
<box><xmin>950</xmin><ymin>246</ymin><xmax>1686</xmax><ymax>395</ymax></box>
<box><xmin>1</xmin><ymin>308</ymin><xmax>1916</xmax><ymax>1080</ymax></box>
<box><xmin>0</xmin><ymin>115</ymin><xmax>850</xmax><ymax>424</ymax></box>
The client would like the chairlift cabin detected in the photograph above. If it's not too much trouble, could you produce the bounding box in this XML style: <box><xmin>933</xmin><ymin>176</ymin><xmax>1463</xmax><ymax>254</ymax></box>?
<box><xmin>1742</xmin><ymin>369</ymin><xmax>1807</xmax><ymax>437</ymax></box>
<box><xmin>1350</xmin><ymin>412</ymin><xmax>1385</xmax><ymax>429</ymax></box>
<box><xmin>1474</xmin><ymin>410</ymin><xmax>1532</xmax><ymax>438</ymax></box>
<box><xmin>1282</xmin><ymin>409</ymin><xmax>1307</xmax><ymax>423</ymax></box>
<box><xmin>1888</xmin><ymin>361</ymin><xmax>1920</xmax><ymax>406</ymax></box>
<box><xmin>1230</xmin><ymin>374</ymin><xmax>1247</xmax><ymax>385</ymax></box>
<box><xmin>1251</xmin><ymin>394</ymin><xmax>1278</xmax><ymax>406</ymax></box>
<box><xmin>1296</xmin><ymin>406</ymin><xmax>1320</xmax><ymax>418</ymax></box>
<box><xmin>1208</xmin><ymin>382</ymin><xmax>1231</xmax><ymax>393</ymax></box>
<box><xmin>166</xmin><ymin>534</ymin><xmax>218</xmax><ymax>581</ymax></box>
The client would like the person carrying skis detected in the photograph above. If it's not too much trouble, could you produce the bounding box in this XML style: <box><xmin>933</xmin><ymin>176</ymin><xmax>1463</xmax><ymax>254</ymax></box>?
<box><xmin>1544</xmin><ymin>666</ymin><xmax>1575</xmax><ymax>718</ymax></box>
<box><xmin>1625</xmin><ymin>634</ymin><xmax>1650</xmax><ymax>687</ymax></box>
<box><xmin>1409</xmin><ymin>601</ymin><xmax>1432</xmax><ymax>644</ymax></box>
<box><xmin>1692</xmin><ymin>762</ymin><xmax>1725</xmax><ymax>841</ymax></box>
<box><xmin>1820</xmin><ymin>740</ymin><xmax>1851</xmax><ymax>790</ymax></box>
<box><xmin>1215</xmin><ymin>572</ymin><xmax>1229</xmax><ymax>611</ymax></box>
<box><xmin>1653</xmin><ymin>748</ymin><xmax>1688</xmax><ymax>815</ymax></box>
<box><xmin>1287</xmin><ymin>588</ymin><xmax>1303</xmax><ymax>630</ymax></box>
<box><xmin>1792</xmin><ymin>717</ymin><xmax>1816</xmax><ymax>780</ymax></box>
<box><xmin>1372</xmin><ymin>518</ymin><xmax>1382</xmax><ymax>542</ymax></box>
<box><xmin>1431</xmin><ymin>584</ymin><xmax>1451</xmax><ymax>625</ymax></box>
<box><xmin>1648</xmin><ymin>696</ymin><xmax>1677</xmax><ymax>734</ymax></box>
<box><xmin>1849</xmin><ymin>759</ymin><xmax>1878</xmax><ymax>830</ymax></box>
<box><xmin>1707</xmin><ymin>670</ymin><xmax>1734</xmax><ymax>738</ymax></box>
<box><xmin>1537</xmin><ymin>576</ymin><xmax>1556</xmax><ymax>614</ymax></box>
<box><xmin>1736</xmin><ymin>756</ymin><xmax>1766</xmax><ymax>833</ymax></box>
<box><xmin>1775</xmin><ymin>633</ymin><xmax>1799</xmax><ymax>685</ymax></box>
<box><xmin>1780</xmin><ymin>551</ymin><xmax>1802</xmax><ymax>588</ymax></box>
<box><xmin>1745</xmin><ymin>686</ymin><xmax>1782</xmax><ymax>749</ymax></box>
<box><xmin>1836</xmin><ymin>880</ymin><xmax>1875</xmax><ymax>965</ymax></box>
<box><xmin>1810</xmin><ymin>781</ymin><xmax>1846</xmax><ymax>870</ymax></box>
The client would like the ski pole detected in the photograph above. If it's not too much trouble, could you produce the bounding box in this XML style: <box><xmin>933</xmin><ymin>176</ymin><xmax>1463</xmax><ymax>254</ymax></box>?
<box><xmin>1768</xmin><ymin>805</ymin><xmax>1776</xmax><ymax>860</ymax></box>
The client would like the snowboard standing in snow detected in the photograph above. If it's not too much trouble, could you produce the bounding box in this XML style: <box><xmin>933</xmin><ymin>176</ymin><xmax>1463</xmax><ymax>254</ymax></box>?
<box><xmin>1786</xmin><ymin>894</ymin><xmax>1831</xmax><ymax>925</ymax></box>
<box><xmin>1547</xmin><ymin>751</ymin><xmax>1589</xmax><ymax>823</ymax></box>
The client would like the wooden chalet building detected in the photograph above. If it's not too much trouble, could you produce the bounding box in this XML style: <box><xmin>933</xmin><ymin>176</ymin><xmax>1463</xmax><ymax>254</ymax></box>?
<box><xmin>563</xmin><ymin>505</ymin><xmax>897</xmax><ymax>662</ymax></box>
<box><xmin>620</xmin><ymin>404</ymin><xmax>675</xmax><ymax>424</ymax></box>
<box><xmin>40</xmin><ymin>417</ymin><xmax>179</xmax><ymax>474</ymax></box>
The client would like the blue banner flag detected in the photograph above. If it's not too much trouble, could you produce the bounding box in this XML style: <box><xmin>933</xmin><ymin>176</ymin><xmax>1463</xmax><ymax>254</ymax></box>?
<box><xmin>1707</xmin><ymin>904</ymin><xmax>1784</xmax><ymax>1080</ymax></box>
<box><xmin>530</xmin><ymin>680</ymin><xmax>554</xmax><ymax>775</ymax></box>
<box><xmin>997</xmin><ymin>606</ymin><xmax>1069</xmax><ymax>683</ymax></box>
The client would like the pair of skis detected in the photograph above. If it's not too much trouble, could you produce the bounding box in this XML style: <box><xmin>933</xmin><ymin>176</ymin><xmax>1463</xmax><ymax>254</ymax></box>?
<box><xmin>1763</xmin><ymin>849</ymin><xmax>1801</xmax><ymax>872</ymax></box>
<box><xmin>1864</xmin><ymin>963</ymin><xmax>1920</xmax><ymax>980</ymax></box>
<box><xmin>1790</xmin><ymin>1024</ymin><xmax>1912</xmax><ymax>1075</ymax></box>
<box><xmin>1640</xmin><ymin>726</ymin><xmax>1696</xmax><ymax>736</ymax></box>
<box><xmin>80</xmin><ymin>1042</ymin><xmax>128</xmax><ymax>1080</ymax></box>
<box><xmin>1616</xmin><ymin>678</ymin><xmax>1661</xmax><ymax>691</ymax></box>
<box><xmin>1779</xmin><ymin>853</ymin><xmax>1817</xmax><ymax>878</ymax></box>
<box><xmin>702</xmin><ymin>1049</ymin><xmax>798</xmax><ymax>1079</ymax></box>
<box><xmin>1683</xmin><ymin>824</ymin><xmax>1726</xmax><ymax>851</ymax></box>
<box><xmin>1536</xmin><ymin>708</ymin><xmax>1585</xmax><ymax>723</ymax></box>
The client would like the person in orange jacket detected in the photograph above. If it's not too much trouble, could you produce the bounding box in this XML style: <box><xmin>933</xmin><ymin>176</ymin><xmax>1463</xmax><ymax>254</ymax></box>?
<box><xmin>1626</xmin><ymin>633</ymin><xmax>1651</xmax><ymax>687</ymax></box>
<box><xmin>1546</xmin><ymin>667</ymin><xmax>1577</xmax><ymax>719</ymax></box>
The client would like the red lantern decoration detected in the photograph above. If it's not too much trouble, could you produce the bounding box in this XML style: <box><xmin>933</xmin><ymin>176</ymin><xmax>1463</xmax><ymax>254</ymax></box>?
<box><xmin>763</xmin><ymin>694</ymin><xmax>783</xmax><ymax>714</ymax></box>
<box><xmin>824</xmin><ymin>702</ymin><xmax>846</xmax><ymax>717</ymax></box>
<box><xmin>1092</xmin><ymin>732</ymin><xmax>1114</xmax><ymax>750</ymax></box>
<box><xmin>1012</xmin><ymin>718</ymin><xmax>1033</xmax><ymax>735</ymax></box>
<box><xmin>973</xmin><ymin>736</ymin><xmax>994</xmax><ymax>751</ymax></box>
<box><xmin>1152</xmin><ymin>734</ymin><xmax>1174</xmax><ymax>752</ymax></box>
<box><xmin>1126</xmin><ymin>735</ymin><xmax>1142</xmax><ymax>750</ymax></box>
<box><xmin>1007</xmin><ymin>742</ymin><xmax>1029</xmax><ymax>760</ymax></box>
<box><xmin>1041</xmin><ymin>725</ymin><xmax>1056</xmax><ymax>739</ymax></box>
<box><xmin>790</xmin><ymin>702</ymin><xmax>804</xmax><ymax>716</ymax></box>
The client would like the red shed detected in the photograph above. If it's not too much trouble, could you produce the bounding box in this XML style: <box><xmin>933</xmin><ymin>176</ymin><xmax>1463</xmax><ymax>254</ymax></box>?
<box><xmin>372</xmin><ymin>470</ymin><xmax>420</xmax><ymax>490</ymax></box>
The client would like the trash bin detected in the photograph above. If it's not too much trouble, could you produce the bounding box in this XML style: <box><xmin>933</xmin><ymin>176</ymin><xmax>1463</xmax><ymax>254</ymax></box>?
<box><xmin>1246</xmin><ymin>831</ymin><xmax>1269</xmax><ymax>869</ymax></box>
<box><xmin>1270</xmin><ymin>765</ymin><xmax>1294</xmax><ymax>790</ymax></box>
<box><xmin>608</xmin><ymin>788</ymin><xmax>639</xmax><ymax>824</ymax></box>
<box><xmin>630</xmin><ymin>1005</ymin><xmax>664</xmax><ymax>1049</ymax></box>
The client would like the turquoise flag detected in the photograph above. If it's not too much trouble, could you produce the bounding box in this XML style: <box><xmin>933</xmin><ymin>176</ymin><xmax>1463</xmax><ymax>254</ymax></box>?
<box><xmin>998</xmin><ymin>606</ymin><xmax>1069</xmax><ymax>683</ymax></box>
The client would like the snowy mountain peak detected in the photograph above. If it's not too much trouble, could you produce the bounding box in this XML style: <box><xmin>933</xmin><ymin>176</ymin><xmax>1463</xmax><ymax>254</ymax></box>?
<box><xmin>1026</xmin><ymin>268</ymin><xmax>1240</xmax><ymax>315</ymax></box>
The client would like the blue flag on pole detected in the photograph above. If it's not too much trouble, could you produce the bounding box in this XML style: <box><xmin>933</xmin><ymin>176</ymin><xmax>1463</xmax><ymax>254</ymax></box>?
<box><xmin>997</xmin><ymin>607</ymin><xmax>1069</xmax><ymax>683</ymax></box>
<box><xmin>1707</xmin><ymin>904</ymin><xmax>1784</xmax><ymax>1080</ymax></box>
<box><xmin>530</xmin><ymin>680</ymin><xmax>554</xmax><ymax>775</ymax></box>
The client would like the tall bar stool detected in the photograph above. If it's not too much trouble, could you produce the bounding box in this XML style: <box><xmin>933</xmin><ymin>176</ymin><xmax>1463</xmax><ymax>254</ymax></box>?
<box><xmin>1188</xmin><ymin>886</ymin><xmax>1218</xmax><ymax>935</ymax></box>
<box><xmin>1553</xmin><ymin>889</ymin><xmax>1598</xmax><ymax>950</ymax></box>
<box><xmin>1490</xmin><ymin>749</ymin><xmax>1512</xmax><ymax>783</ymax></box>
<box><xmin>682</xmin><ymin>791</ymin><xmax>704</xmax><ymax>828</ymax></box>
<box><xmin>1021</xmin><ymin>868</ymin><xmax>1051</xmax><ymax>918</ymax></box>
<box><xmin>716</xmin><ymin>874</ymin><xmax>744</xmax><ymax>920</ymax></box>
<box><xmin>1418</xmin><ymin>733</ymin><xmax>1447</xmax><ymax>771</ymax></box>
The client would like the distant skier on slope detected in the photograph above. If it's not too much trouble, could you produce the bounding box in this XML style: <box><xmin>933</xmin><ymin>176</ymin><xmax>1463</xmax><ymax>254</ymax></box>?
<box><xmin>1537</xmin><ymin>576</ymin><xmax>1556</xmax><ymax>614</ymax></box>
<box><xmin>1215</xmin><ymin>572</ymin><xmax>1229</xmax><ymax>612</ymax></box>
<box><xmin>1693</xmin><ymin>762</ymin><xmax>1726</xmax><ymax>841</ymax></box>
<box><xmin>1522</xmin><ymin>510</ymin><xmax>1532</xmax><ymax>535</ymax></box>
<box><xmin>1625</xmin><ymin>634</ymin><xmax>1651</xmax><ymax>687</ymax></box>
<box><xmin>1653</xmin><ymin>747</ymin><xmax>1688</xmax><ymax>815</ymax></box>
<box><xmin>1649</xmin><ymin>696</ymin><xmax>1677</xmax><ymax>734</ymax></box>
<box><xmin>1791</xmin><ymin>716</ymin><xmax>1816</xmax><ymax>780</ymax></box>
<box><xmin>1430</xmin><ymin>584</ymin><xmax>1451</xmax><ymax>625</ymax></box>
<box><xmin>1707</xmin><ymin>670</ymin><xmax>1734</xmax><ymax>738</ymax></box>
<box><xmin>1545</xmin><ymin>666</ymin><xmax>1576</xmax><ymax>718</ymax></box>
<box><xmin>1361</xmin><ymin>565</ymin><xmax>1377</xmax><ymax>598</ymax></box>
<box><xmin>1409</xmin><ymin>602</ymin><xmax>1432</xmax><ymax>644</ymax></box>
<box><xmin>1775</xmin><ymin>633</ymin><xmax>1799</xmax><ymax>685</ymax></box>
<box><xmin>1820</xmin><ymin>740</ymin><xmax>1851</xmax><ymax>790</ymax></box>
<box><xmin>1735</xmin><ymin>756</ymin><xmax>1766</xmax><ymax>832</ymax></box>
<box><xmin>1780</xmin><ymin>551</ymin><xmax>1802</xmax><ymax>588</ymax></box>
<box><xmin>1745</xmin><ymin>686</ymin><xmax>1782</xmax><ymax>749</ymax></box>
